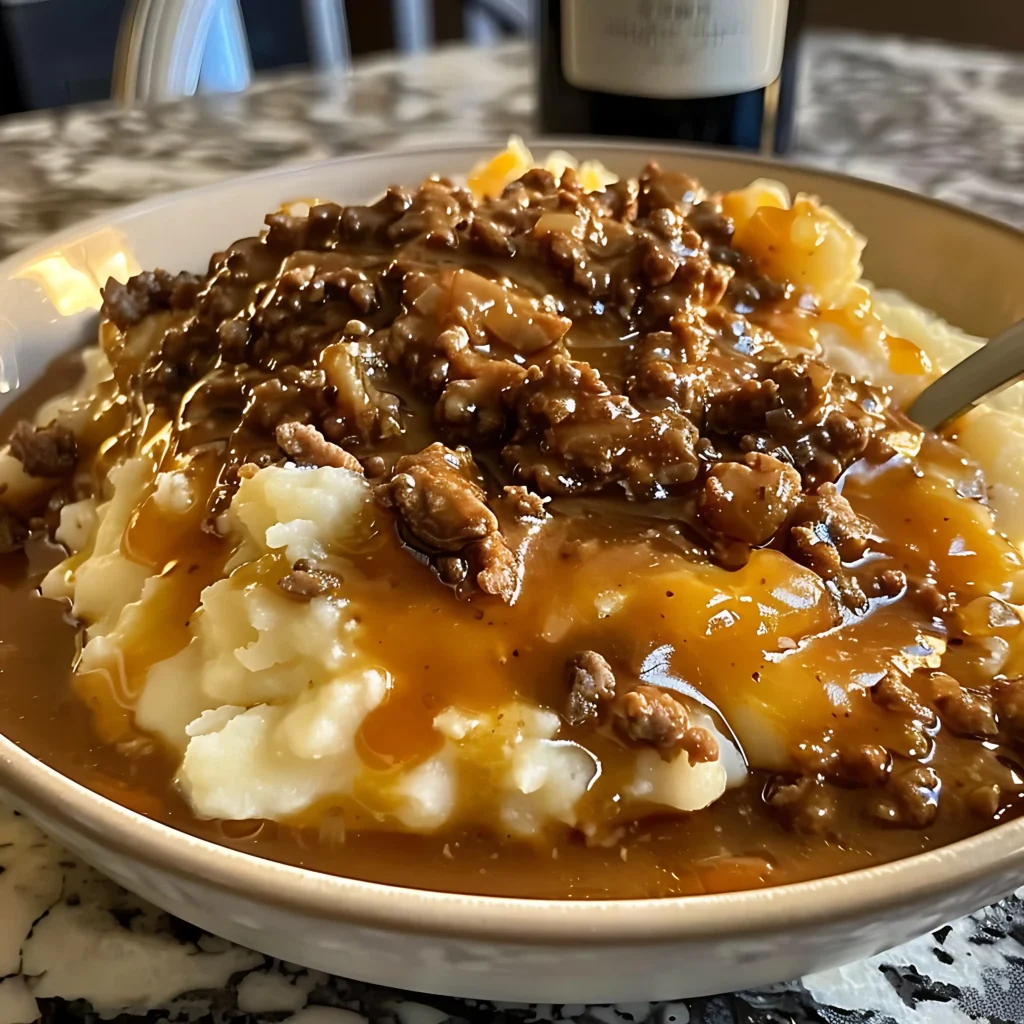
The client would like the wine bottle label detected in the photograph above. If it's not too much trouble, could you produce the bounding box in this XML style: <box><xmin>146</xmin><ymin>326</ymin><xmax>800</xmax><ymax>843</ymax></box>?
<box><xmin>562</xmin><ymin>0</ymin><xmax>789</xmax><ymax>99</ymax></box>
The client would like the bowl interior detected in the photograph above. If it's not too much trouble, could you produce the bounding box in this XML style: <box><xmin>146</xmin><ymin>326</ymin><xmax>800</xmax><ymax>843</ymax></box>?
<box><xmin>1</xmin><ymin>140</ymin><xmax>1023</xmax><ymax>940</ymax></box>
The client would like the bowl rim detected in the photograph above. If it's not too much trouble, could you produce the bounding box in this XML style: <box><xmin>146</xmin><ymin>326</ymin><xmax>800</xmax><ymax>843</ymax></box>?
<box><xmin>3</xmin><ymin>135</ymin><xmax>1023</xmax><ymax>267</ymax></box>
<box><xmin>2</xmin><ymin>138</ymin><xmax>1024</xmax><ymax>947</ymax></box>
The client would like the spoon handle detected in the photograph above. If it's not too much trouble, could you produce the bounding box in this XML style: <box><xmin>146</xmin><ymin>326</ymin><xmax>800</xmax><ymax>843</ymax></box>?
<box><xmin>908</xmin><ymin>318</ymin><xmax>1024</xmax><ymax>432</ymax></box>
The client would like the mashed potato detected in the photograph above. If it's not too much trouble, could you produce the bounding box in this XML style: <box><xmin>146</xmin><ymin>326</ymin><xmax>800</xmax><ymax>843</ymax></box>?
<box><xmin>44</xmin><ymin>454</ymin><xmax>741</xmax><ymax>830</ymax></box>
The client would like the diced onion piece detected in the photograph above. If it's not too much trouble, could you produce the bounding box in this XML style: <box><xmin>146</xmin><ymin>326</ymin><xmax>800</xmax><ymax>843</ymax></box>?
<box><xmin>410</xmin><ymin>281</ymin><xmax>445</xmax><ymax>316</ymax></box>
<box><xmin>448</xmin><ymin>269</ymin><xmax>570</xmax><ymax>353</ymax></box>
<box><xmin>956</xmin><ymin>595</ymin><xmax>1023</xmax><ymax>640</ymax></box>
<box><xmin>532</xmin><ymin>211</ymin><xmax>587</xmax><ymax>240</ymax></box>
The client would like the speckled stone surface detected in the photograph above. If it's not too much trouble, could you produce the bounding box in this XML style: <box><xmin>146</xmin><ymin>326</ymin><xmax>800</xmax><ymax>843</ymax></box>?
<box><xmin>0</xmin><ymin>29</ymin><xmax>1022</xmax><ymax>1024</ymax></box>
<box><xmin>0</xmin><ymin>30</ymin><xmax>1021</xmax><ymax>262</ymax></box>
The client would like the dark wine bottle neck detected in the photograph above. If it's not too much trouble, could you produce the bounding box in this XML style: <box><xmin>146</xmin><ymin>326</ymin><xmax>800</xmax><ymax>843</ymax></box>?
<box><xmin>537</xmin><ymin>0</ymin><xmax>802</xmax><ymax>155</ymax></box>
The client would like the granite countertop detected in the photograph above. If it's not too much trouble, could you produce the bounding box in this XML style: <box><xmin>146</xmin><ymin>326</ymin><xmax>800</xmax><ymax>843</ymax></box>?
<box><xmin>0</xmin><ymin>29</ymin><xmax>1021</xmax><ymax>259</ymax></box>
<box><xmin>0</xmin><ymin>28</ymin><xmax>1023</xmax><ymax>1024</ymax></box>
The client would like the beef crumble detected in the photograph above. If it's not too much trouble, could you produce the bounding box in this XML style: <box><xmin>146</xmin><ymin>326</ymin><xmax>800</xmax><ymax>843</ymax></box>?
<box><xmin>565</xmin><ymin>650</ymin><xmax>617</xmax><ymax>726</ymax></box>
<box><xmin>505</xmin><ymin>354</ymin><xmax>701</xmax><ymax>498</ymax></box>
<box><xmin>275</xmin><ymin>421</ymin><xmax>364</xmax><ymax>473</ymax></box>
<box><xmin>705</xmin><ymin>355</ymin><xmax>896</xmax><ymax>489</ymax></box>
<box><xmin>699</xmin><ymin>452</ymin><xmax>802</xmax><ymax>545</ymax></box>
<box><xmin>0</xmin><ymin>506</ymin><xmax>28</xmax><ymax>554</ymax></box>
<box><xmin>377</xmin><ymin>442</ymin><xmax>523</xmax><ymax>602</ymax></box>
<box><xmin>278</xmin><ymin>559</ymin><xmax>343</xmax><ymax>599</ymax></box>
<box><xmin>563</xmin><ymin>652</ymin><xmax>719</xmax><ymax>766</ymax></box>
<box><xmin>929</xmin><ymin>672</ymin><xmax>998</xmax><ymax>738</ymax></box>
<box><xmin>766</xmin><ymin>776</ymin><xmax>836</xmax><ymax>836</ymax></box>
<box><xmin>9</xmin><ymin>421</ymin><xmax>78</xmax><ymax>478</ymax></box>
<box><xmin>610</xmin><ymin>684</ymin><xmax>720</xmax><ymax>766</ymax></box>
<box><xmin>101</xmin><ymin>269</ymin><xmax>203</xmax><ymax>331</ymax></box>
<box><xmin>787</xmin><ymin>482</ymin><xmax>872</xmax><ymax>611</ymax></box>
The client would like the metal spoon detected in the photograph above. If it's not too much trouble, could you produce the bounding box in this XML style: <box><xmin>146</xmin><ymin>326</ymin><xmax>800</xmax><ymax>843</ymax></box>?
<box><xmin>908</xmin><ymin>318</ymin><xmax>1024</xmax><ymax>431</ymax></box>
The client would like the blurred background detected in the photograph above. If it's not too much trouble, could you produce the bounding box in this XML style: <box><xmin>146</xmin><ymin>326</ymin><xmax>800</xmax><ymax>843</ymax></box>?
<box><xmin>0</xmin><ymin>0</ymin><xmax>1020</xmax><ymax>259</ymax></box>
<box><xmin>0</xmin><ymin>0</ymin><xmax>1019</xmax><ymax>115</ymax></box>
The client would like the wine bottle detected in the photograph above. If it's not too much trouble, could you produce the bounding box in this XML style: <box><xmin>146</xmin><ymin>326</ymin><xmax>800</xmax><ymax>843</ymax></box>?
<box><xmin>538</xmin><ymin>0</ymin><xmax>802</xmax><ymax>155</ymax></box>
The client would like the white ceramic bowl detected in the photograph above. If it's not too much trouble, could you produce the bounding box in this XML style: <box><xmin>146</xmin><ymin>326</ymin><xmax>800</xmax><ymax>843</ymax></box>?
<box><xmin>1</xmin><ymin>141</ymin><xmax>1023</xmax><ymax>1004</ymax></box>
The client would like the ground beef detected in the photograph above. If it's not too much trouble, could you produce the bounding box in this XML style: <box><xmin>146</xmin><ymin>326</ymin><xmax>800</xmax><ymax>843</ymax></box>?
<box><xmin>706</xmin><ymin>355</ymin><xmax>892</xmax><ymax>488</ymax></box>
<box><xmin>706</xmin><ymin>376</ymin><xmax>778</xmax><ymax>436</ymax></box>
<box><xmin>377</xmin><ymin>443</ymin><xmax>520</xmax><ymax>603</ymax></box>
<box><xmin>993</xmin><ymin>677</ymin><xmax>1024</xmax><ymax>738</ymax></box>
<box><xmin>500</xmin><ymin>485</ymin><xmax>547</xmax><ymax>520</ymax></box>
<box><xmin>82</xmin><ymin>160</ymin><xmax>921</xmax><ymax>626</ymax></box>
<box><xmin>767</xmin><ymin>358</ymin><xmax>885</xmax><ymax>482</ymax></box>
<box><xmin>86</xmin><ymin>159</ymin><xmax>917</xmax><ymax>588</ymax></box>
<box><xmin>871</xmin><ymin>669</ymin><xmax>937</xmax><ymax>726</ymax></box>
<box><xmin>562</xmin><ymin>651</ymin><xmax>719</xmax><ymax>765</ymax></box>
<box><xmin>0</xmin><ymin>506</ymin><xmax>28</xmax><ymax>553</ymax></box>
<box><xmin>245</xmin><ymin>265</ymin><xmax>398</xmax><ymax>377</ymax></box>
<box><xmin>275</xmin><ymin>422</ymin><xmax>363</xmax><ymax>473</ymax></box>
<box><xmin>699</xmin><ymin>452</ymin><xmax>802</xmax><ymax>546</ymax></box>
<box><xmin>8</xmin><ymin>421</ymin><xmax>78</xmax><ymax>478</ymax></box>
<box><xmin>637</xmin><ymin>163</ymin><xmax>701</xmax><ymax>221</ymax></box>
<box><xmin>387</xmin><ymin>313</ymin><xmax>528</xmax><ymax>441</ymax></box>
<box><xmin>609</xmin><ymin>684</ymin><xmax>719</xmax><ymax>765</ymax></box>
<box><xmin>386</xmin><ymin>178</ymin><xmax>475</xmax><ymax>248</ymax></box>
<box><xmin>465</xmin><ymin>532</ymin><xmax>519</xmax><ymax>603</ymax></box>
<box><xmin>907</xmin><ymin>577</ymin><xmax>950</xmax><ymax>618</ymax></box>
<box><xmin>435</xmin><ymin>361</ymin><xmax>528</xmax><ymax>440</ymax></box>
<box><xmin>628</xmin><ymin>330</ymin><xmax>705</xmax><ymax>412</ymax></box>
<box><xmin>277</xmin><ymin>560</ymin><xmax>342</xmax><ymax>599</ymax></box>
<box><xmin>768</xmin><ymin>357</ymin><xmax>838</xmax><ymax>427</ymax></box>
<box><xmin>625</xmin><ymin>313</ymin><xmax>738</xmax><ymax>424</ymax></box>
<box><xmin>870</xmin><ymin>568</ymin><xmax>907</xmax><ymax>599</ymax></box>
<box><xmin>504</xmin><ymin>354</ymin><xmax>700</xmax><ymax>498</ymax></box>
<box><xmin>101</xmin><ymin>269</ymin><xmax>203</xmax><ymax>331</ymax></box>
<box><xmin>928</xmin><ymin>672</ymin><xmax>998</xmax><ymax>737</ymax></box>
<box><xmin>382</xmin><ymin>443</ymin><xmax>497</xmax><ymax>550</ymax></box>
<box><xmin>338</xmin><ymin>189</ymin><xmax>414</xmax><ymax>246</ymax></box>
<box><xmin>787</xmin><ymin>482</ymin><xmax>871</xmax><ymax>611</ymax></box>
<box><xmin>767</xmin><ymin>776</ymin><xmax>836</xmax><ymax>835</ymax></box>
<box><xmin>469</xmin><ymin>214</ymin><xmax>516</xmax><ymax>258</ymax></box>
<box><xmin>565</xmin><ymin>650</ymin><xmax>617</xmax><ymax>726</ymax></box>
<box><xmin>792</xmin><ymin>737</ymin><xmax>891</xmax><ymax>789</ymax></box>
<box><xmin>870</xmin><ymin>765</ymin><xmax>940</xmax><ymax>828</ymax></box>
<box><xmin>838</xmin><ymin>743</ymin><xmax>891</xmax><ymax>786</ymax></box>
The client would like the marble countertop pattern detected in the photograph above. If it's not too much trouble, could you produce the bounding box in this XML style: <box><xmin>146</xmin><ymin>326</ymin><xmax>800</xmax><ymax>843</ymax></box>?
<box><xmin>0</xmin><ymin>30</ymin><xmax>1021</xmax><ymax>261</ymax></box>
<box><xmin>0</xmin><ymin>28</ymin><xmax>1022</xmax><ymax>1024</ymax></box>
